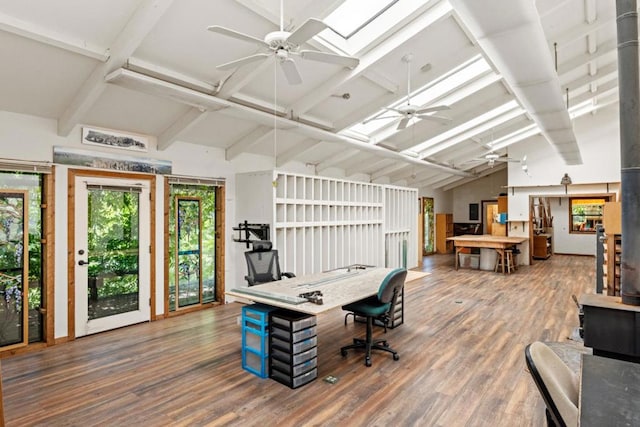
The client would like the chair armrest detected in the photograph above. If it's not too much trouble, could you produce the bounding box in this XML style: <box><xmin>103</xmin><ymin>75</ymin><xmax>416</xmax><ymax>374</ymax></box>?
<box><xmin>244</xmin><ymin>275</ymin><xmax>256</xmax><ymax>286</ymax></box>
<box><xmin>282</xmin><ymin>272</ymin><xmax>295</xmax><ymax>279</ymax></box>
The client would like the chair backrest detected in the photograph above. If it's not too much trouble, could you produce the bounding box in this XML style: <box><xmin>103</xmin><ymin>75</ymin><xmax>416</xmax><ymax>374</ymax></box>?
<box><xmin>377</xmin><ymin>268</ymin><xmax>407</xmax><ymax>312</ymax></box>
<box><xmin>244</xmin><ymin>240</ymin><xmax>282</xmax><ymax>286</ymax></box>
<box><xmin>525</xmin><ymin>342</ymin><xmax>579</xmax><ymax>427</ymax></box>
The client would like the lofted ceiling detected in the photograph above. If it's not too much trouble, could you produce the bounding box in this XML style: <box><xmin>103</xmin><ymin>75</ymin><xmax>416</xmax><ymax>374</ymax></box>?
<box><xmin>0</xmin><ymin>0</ymin><xmax>620</xmax><ymax>189</ymax></box>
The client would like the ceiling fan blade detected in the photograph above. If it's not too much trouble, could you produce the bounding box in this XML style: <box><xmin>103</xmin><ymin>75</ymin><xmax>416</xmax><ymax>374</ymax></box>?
<box><xmin>207</xmin><ymin>26</ymin><xmax>269</xmax><ymax>48</ymax></box>
<box><xmin>397</xmin><ymin>117</ymin><xmax>410</xmax><ymax>130</ymax></box>
<box><xmin>279</xmin><ymin>58</ymin><xmax>302</xmax><ymax>85</ymax></box>
<box><xmin>217</xmin><ymin>53</ymin><xmax>271</xmax><ymax>70</ymax></box>
<box><xmin>416</xmin><ymin>114</ymin><xmax>452</xmax><ymax>125</ymax></box>
<box><xmin>286</xmin><ymin>18</ymin><xmax>328</xmax><ymax>46</ymax></box>
<box><xmin>299</xmin><ymin>50</ymin><xmax>359</xmax><ymax>69</ymax></box>
<box><xmin>415</xmin><ymin>105</ymin><xmax>450</xmax><ymax>114</ymax></box>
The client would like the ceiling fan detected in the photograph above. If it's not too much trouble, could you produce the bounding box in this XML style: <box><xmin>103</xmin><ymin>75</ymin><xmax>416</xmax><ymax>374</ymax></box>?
<box><xmin>363</xmin><ymin>53</ymin><xmax>451</xmax><ymax>130</ymax></box>
<box><xmin>469</xmin><ymin>152</ymin><xmax>527</xmax><ymax>170</ymax></box>
<box><xmin>207</xmin><ymin>0</ymin><xmax>359</xmax><ymax>85</ymax></box>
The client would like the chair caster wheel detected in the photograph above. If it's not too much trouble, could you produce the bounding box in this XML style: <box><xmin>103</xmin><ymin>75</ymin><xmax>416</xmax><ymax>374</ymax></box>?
<box><xmin>341</xmin><ymin>349</ymin><xmax>347</xmax><ymax>357</ymax></box>
<box><xmin>393</xmin><ymin>354</ymin><xmax>399</xmax><ymax>361</ymax></box>
<box><xmin>365</xmin><ymin>357</ymin><xmax>372</xmax><ymax>367</ymax></box>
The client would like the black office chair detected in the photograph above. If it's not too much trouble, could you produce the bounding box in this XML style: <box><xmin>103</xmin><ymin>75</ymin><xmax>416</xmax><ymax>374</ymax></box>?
<box><xmin>340</xmin><ymin>268</ymin><xmax>407</xmax><ymax>367</ymax></box>
<box><xmin>524</xmin><ymin>342</ymin><xmax>579</xmax><ymax>427</ymax></box>
<box><xmin>244</xmin><ymin>240</ymin><xmax>295</xmax><ymax>286</ymax></box>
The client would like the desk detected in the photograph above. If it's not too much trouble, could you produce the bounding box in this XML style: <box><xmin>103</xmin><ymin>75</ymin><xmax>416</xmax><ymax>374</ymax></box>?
<box><xmin>447</xmin><ymin>234</ymin><xmax>528</xmax><ymax>273</ymax></box>
<box><xmin>579</xmin><ymin>354</ymin><xmax>640</xmax><ymax>426</ymax></box>
<box><xmin>226</xmin><ymin>267</ymin><xmax>395</xmax><ymax>315</ymax></box>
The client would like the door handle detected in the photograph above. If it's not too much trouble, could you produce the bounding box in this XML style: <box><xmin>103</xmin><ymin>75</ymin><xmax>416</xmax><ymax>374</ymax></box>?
<box><xmin>78</xmin><ymin>260</ymin><xmax>89</xmax><ymax>266</ymax></box>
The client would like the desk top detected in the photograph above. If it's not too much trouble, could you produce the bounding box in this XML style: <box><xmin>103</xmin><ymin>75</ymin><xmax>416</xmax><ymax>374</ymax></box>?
<box><xmin>226</xmin><ymin>267</ymin><xmax>395</xmax><ymax>315</ymax></box>
<box><xmin>579</xmin><ymin>354</ymin><xmax>640</xmax><ymax>426</ymax></box>
<box><xmin>447</xmin><ymin>234</ymin><xmax>528</xmax><ymax>244</ymax></box>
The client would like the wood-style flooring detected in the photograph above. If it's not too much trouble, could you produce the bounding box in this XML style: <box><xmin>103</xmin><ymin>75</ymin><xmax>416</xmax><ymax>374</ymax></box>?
<box><xmin>1</xmin><ymin>254</ymin><xmax>594</xmax><ymax>426</ymax></box>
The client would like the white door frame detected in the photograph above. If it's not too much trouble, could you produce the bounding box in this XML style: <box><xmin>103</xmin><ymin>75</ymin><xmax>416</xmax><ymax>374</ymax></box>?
<box><xmin>74</xmin><ymin>176</ymin><xmax>151</xmax><ymax>337</ymax></box>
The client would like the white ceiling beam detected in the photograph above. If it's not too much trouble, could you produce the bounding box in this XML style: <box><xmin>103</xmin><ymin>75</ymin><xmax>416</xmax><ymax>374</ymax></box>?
<box><xmin>441</xmin><ymin>163</ymin><xmax>507</xmax><ymax>191</ymax></box>
<box><xmin>158</xmin><ymin>107</ymin><xmax>208</xmax><ymax>151</ymax></box>
<box><xmin>371</xmin><ymin>162</ymin><xmax>411</xmax><ymax>181</ymax></box>
<box><xmin>107</xmin><ymin>68</ymin><xmax>473</xmax><ymax>176</ymax></box>
<box><xmin>225</xmin><ymin>126</ymin><xmax>273</xmax><ymax>160</ymax></box>
<box><xmin>57</xmin><ymin>0</ymin><xmax>175</xmax><ymax>136</ymax></box>
<box><xmin>552</xmin><ymin>16</ymin><xmax>614</xmax><ymax>51</ymax></box>
<box><xmin>536</xmin><ymin>0</ymin><xmax>574</xmax><ymax>19</ymax></box>
<box><xmin>362</xmin><ymin>70</ymin><xmax>399</xmax><ymax>94</ymax></box>
<box><xmin>316</xmin><ymin>150</ymin><xmax>360</xmax><ymax>173</ymax></box>
<box><xmin>346</xmin><ymin>157</ymin><xmax>392</xmax><ymax>177</ymax></box>
<box><xmin>562</xmin><ymin>63</ymin><xmax>617</xmax><ymax>91</ymax></box>
<box><xmin>217</xmin><ymin>57</ymin><xmax>275</xmax><ymax>99</ymax></box>
<box><xmin>585</xmin><ymin>0</ymin><xmax>597</xmax><ymax>24</ymax></box>
<box><xmin>126</xmin><ymin>57</ymin><xmax>217</xmax><ymax>93</ymax></box>
<box><xmin>288</xmin><ymin>1</ymin><xmax>453</xmax><ymax>115</ymax></box>
<box><xmin>0</xmin><ymin>11</ymin><xmax>109</xmax><ymax>61</ymax></box>
<box><xmin>557</xmin><ymin>39</ymin><xmax>617</xmax><ymax>78</ymax></box>
<box><xmin>276</xmin><ymin>138</ymin><xmax>319</xmax><ymax>167</ymax></box>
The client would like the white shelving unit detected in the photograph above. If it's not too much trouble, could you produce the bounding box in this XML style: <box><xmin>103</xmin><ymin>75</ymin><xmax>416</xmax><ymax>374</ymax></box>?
<box><xmin>236</xmin><ymin>171</ymin><xmax>418</xmax><ymax>278</ymax></box>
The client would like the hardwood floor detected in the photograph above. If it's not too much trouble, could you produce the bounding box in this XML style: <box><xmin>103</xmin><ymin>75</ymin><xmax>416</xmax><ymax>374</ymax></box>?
<box><xmin>1</xmin><ymin>255</ymin><xmax>594</xmax><ymax>426</ymax></box>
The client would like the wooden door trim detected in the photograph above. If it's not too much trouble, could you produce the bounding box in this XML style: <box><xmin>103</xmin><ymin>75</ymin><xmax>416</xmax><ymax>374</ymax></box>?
<box><xmin>67</xmin><ymin>169</ymin><xmax>156</xmax><ymax>340</ymax></box>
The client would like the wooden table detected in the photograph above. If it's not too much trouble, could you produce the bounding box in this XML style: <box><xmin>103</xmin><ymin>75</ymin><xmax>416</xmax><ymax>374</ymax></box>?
<box><xmin>579</xmin><ymin>354</ymin><xmax>640</xmax><ymax>426</ymax></box>
<box><xmin>446</xmin><ymin>234</ymin><xmax>528</xmax><ymax>273</ymax></box>
<box><xmin>226</xmin><ymin>267</ymin><xmax>395</xmax><ymax>314</ymax></box>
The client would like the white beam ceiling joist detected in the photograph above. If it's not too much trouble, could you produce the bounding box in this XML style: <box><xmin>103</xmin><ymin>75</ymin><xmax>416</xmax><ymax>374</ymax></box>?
<box><xmin>0</xmin><ymin>11</ymin><xmax>109</xmax><ymax>61</ymax></box>
<box><xmin>57</xmin><ymin>0</ymin><xmax>175</xmax><ymax>136</ymax></box>
<box><xmin>217</xmin><ymin>58</ymin><xmax>276</xmax><ymax>99</ymax></box>
<box><xmin>288</xmin><ymin>1</ymin><xmax>454</xmax><ymax>116</ymax></box>
<box><xmin>557</xmin><ymin>39</ymin><xmax>617</xmax><ymax>79</ymax></box>
<box><xmin>158</xmin><ymin>107</ymin><xmax>208</xmax><ymax>151</ymax></box>
<box><xmin>551</xmin><ymin>14</ymin><xmax>614</xmax><ymax>51</ymax></box>
<box><xmin>276</xmin><ymin>138</ymin><xmax>319</xmax><ymax>167</ymax></box>
<box><xmin>316</xmin><ymin>150</ymin><xmax>360</xmax><ymax>173</ymax></box>
<box><xmin>371</xmin><ymin>162</ymin><xmax>412</xmax><ymax>181</ymax></box>
<box><xmin>441</xmin><ymin>162</ymin><xmax>508</xmax><ymax>191</ymax></box>
<box><xmin>106</xmin><ymin>68</ymin><xmax>473</xmax><ymax>176</ymax></box>
<box><xmin>562</xmin><ymin>63</ymin><xmax>617</xmax><ymax>92</ymax></box>
<box><xmin>536</xmin><ymin>0</ymin><xmax>574</xmax><ymax>19</ymax></box>
<box><xmin>345</xmin><ymin>157</ymin><xmax>391</xmax><ymax>177</ymax></box>
<box><xmin>362</xmin><ymin>70</ymin><xmax>399</xmax><ymax>94</ymax></box>
<box><xmin>126</xmin><ymin>57</ymin><xmax>217</xmax><ymax>94</ymax></box>
<box><xmin>225</xmin><ymin>126</ymin><xmax>273</xmax><ymax>160</ymax></box>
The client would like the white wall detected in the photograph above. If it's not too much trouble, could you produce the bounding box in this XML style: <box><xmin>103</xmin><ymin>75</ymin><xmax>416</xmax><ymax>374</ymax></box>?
<box><xmin>452</xmin><ymin>168</ymin><xmax>507</xmax><ymax>223</ymax></box>
<box><xmin>547</xmin><ymin>196</ymin><xmax>600</xmax><ymax>255</ymax></box>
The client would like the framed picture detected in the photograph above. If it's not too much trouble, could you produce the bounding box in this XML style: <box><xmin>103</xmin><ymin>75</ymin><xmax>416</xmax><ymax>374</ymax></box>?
<box><xmin>82</xmin><ymin>127</ymin><xmax>148</xmax><ymax>152</ymax></box>
<box><xmin>53</xmin><ymin>146</ymin><xmax>172</xmax><ymax>175</ymax></box>
<box><xmin>469</xmin><ymin>203</ymin><xmax>479</xmax><ymax>221</ymax></box>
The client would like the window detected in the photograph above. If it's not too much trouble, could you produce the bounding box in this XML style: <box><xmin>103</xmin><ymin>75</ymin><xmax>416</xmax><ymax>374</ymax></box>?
<box><xmin>324</xmin><ymin>0</ymin><xmax>399</xmax><ymax>39</ymax></box>
<box><xmin>570</xmin><ymin>197</ymin><xmax>608</xmax><ymax>233</ymax></box>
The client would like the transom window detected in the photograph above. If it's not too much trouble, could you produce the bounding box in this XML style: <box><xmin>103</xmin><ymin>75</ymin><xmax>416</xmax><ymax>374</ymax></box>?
<box><xmin>570</xmin><ymin>197</ymin><xmax>608</xmax><ymax>233</ymax></box>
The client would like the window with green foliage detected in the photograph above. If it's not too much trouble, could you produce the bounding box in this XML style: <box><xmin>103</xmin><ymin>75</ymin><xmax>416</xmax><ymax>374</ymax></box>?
<box><xmin>168</xmin><ymin>184</ymin><xmax>217</xmax><ymax>311</ymax></box>
<box><xmin>570</xmin><ymin>197</ymin><xmax>608</xmax><ymax>233</ymax></box>
<box><xmin>0</xmin><ymin>172</ymin><xmax>44</xmax><ymax>346</ymax></box>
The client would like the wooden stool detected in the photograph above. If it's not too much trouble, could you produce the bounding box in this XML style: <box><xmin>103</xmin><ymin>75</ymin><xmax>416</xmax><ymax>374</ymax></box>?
<box><xmin>495</xmin><ymin>250</ymin><xmax>516</xmax><ymax>274</ymax></box>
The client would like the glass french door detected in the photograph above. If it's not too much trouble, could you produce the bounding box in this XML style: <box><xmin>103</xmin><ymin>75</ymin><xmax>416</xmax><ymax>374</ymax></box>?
<box><xmin>0</xmin><ymin>190</ymin><xmax>29</xmax><ymax>349</ymax></box>
<box><xmin>74</xmin><ymin>177</ymin><xmax>150</xmax><ymax>337</ymax></box>
<box><xmin>422</xmin><ymin>197</ymin><xmax>435</xmax><ymax>255</ymax></box>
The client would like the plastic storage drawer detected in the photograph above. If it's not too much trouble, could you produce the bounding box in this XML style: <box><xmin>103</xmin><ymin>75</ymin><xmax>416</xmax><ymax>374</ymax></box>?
<box><xmin>271</xmin><ymin>346</ymin><xmax>317</xmax><ymax>365</ymax></box>
<box><xmin>271</xmin><ymin>367</ymin><xmax>317</xmax><ymax>389</ymax></box>
<box><xmin>271</xmin><ymin>336</ymin><xmax>317</xmax><ymax>354</ymax></box>
<box><xmin>271</xmin><ymin>310</ymin><xmax>317</xmax><ymax>332</ymax></box>
<box><xmin>271</xmin><ymin>324</ymin><xmax>317</xmax><ymax>343</ymax></box>
<box><xmin>271</xmin><ymin>355</ymin><xmax>317</xmax><ymax>377</ymax></box>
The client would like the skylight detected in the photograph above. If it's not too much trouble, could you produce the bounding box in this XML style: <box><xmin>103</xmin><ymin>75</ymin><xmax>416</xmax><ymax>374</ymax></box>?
<box><xmin>325</xmin><ymin>0</ymin><xmax>399</xmax><ymax>39</ymax></box>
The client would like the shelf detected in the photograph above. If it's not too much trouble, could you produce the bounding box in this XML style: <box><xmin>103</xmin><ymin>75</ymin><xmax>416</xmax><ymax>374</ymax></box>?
<box><xmin>236</xmin><ymin>171</ymin><xmax>417</xmax><ymax>275</ymax></box>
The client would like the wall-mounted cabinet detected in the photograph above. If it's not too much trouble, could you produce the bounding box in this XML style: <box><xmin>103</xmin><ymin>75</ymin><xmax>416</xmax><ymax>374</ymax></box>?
<box><xmin>236</xmin><ymin>171</ymin><xmax>417</xmax><ymax>277</ymax></box>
